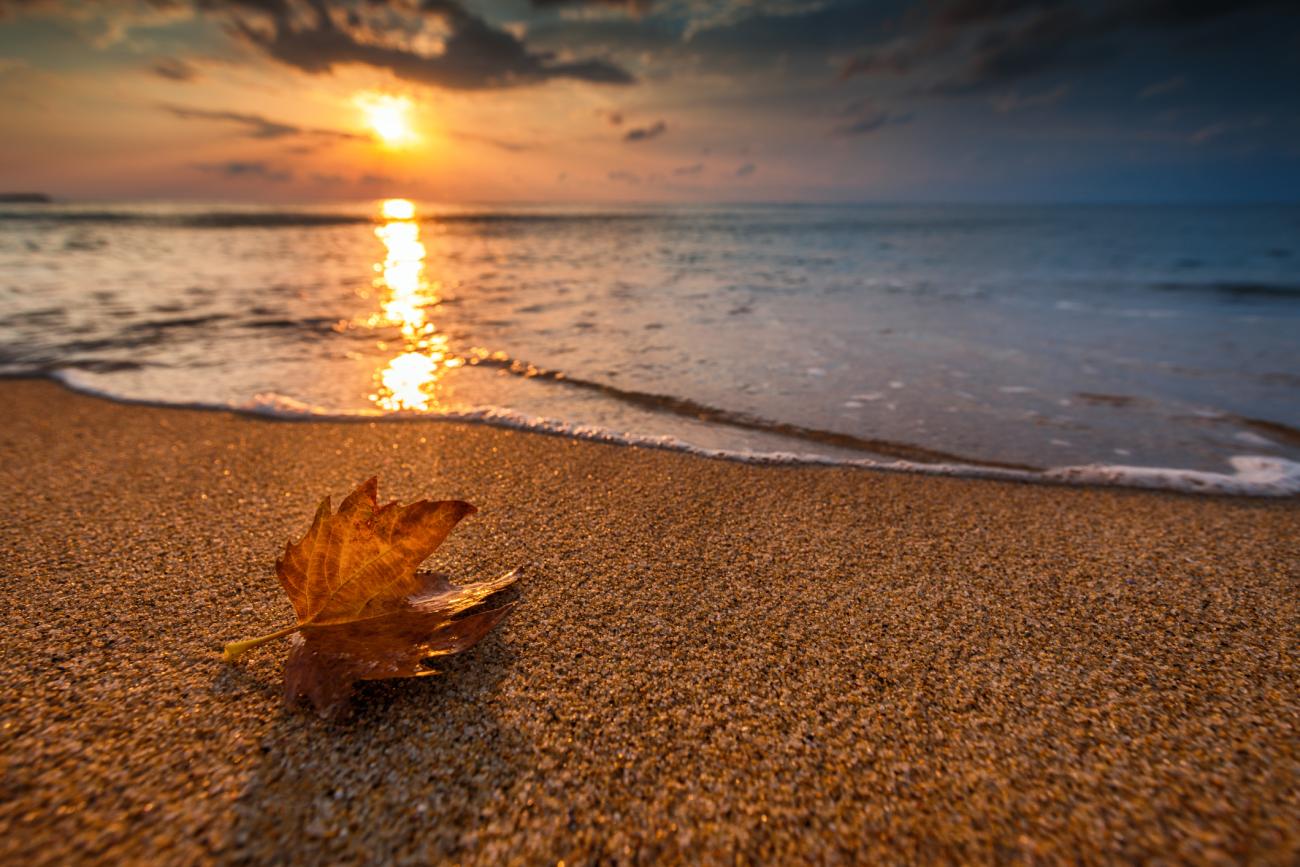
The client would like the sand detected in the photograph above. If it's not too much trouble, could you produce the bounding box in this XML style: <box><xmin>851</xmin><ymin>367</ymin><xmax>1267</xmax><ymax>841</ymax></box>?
<box><xmin>1</xmin><ymin>377</ymin><xmax>1297</xmax><ymax>864</ymax></box>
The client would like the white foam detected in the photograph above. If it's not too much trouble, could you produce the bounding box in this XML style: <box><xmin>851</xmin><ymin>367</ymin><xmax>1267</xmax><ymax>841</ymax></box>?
<box><xmin>1234</xmin><ymin>431</ymin><xmax>1276</xmax><ymax>447</ymax></box>
<box><xmin>47</xmin><ymin>373</ymin><xmax>1300</xmax><ymax>498</ymax></box>
<box><xmin>245</xmin><ymin>392</ymin><xmax>384</xmax><ymax>417</ymax></box>
<box><xmin>239</xmin><ymin>395</ymin><xmax>1300</xmax><ymax>496</ymax></box>
<box><xmin>1042</xmin><ymin>456</ymin><xmax>1300</xmax><ymax>497</ymax></box>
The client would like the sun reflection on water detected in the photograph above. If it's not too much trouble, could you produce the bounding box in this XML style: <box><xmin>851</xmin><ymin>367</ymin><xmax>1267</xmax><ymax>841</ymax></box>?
<box><xmin>369</xmin><ymin>199</ymin><xmax>461</xmax><ymax>411</ymax></box>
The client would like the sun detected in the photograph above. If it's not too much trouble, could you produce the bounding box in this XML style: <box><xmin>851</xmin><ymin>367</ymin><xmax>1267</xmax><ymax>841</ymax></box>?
<box><xmin>356</xmin><ymin>93</ymin><xmax>417</xmax><ymax>148</ymax></box>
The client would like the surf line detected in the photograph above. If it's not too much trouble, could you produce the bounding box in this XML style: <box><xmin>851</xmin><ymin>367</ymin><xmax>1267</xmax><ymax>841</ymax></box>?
<box><xmin>459</xmin><ymin>351</ymin><xmax>1042</xmax><ymax>473</ymax></box>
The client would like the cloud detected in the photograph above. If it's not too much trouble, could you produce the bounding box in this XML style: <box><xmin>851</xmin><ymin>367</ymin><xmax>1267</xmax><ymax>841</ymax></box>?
<box><xmin>223</xmin><ymin>0</ymin><xmax>634</xmax><ymax>90</ymax></box>
<box><xmin>1189</xmin><ymin>122</ymin><xmax>1228</xmax><ymax>144</ymax></box>
<box><xmin>149</xmin><ymin>56</ymin><xmax>200</xmax><ymax>81</ymax></box>
<box><xmin>991</xmin><ymin>83</ymin><xmax>1068</xmax><ymax>112</ymax></box>
<box><xmin>672</xmin><ymin>162</ymin><xmax>703</xmax><ymax>175</ymax></box>
<box><xmin>608</xmin><ymin>169</ymin><xmax>640</xmax><ymax>183</ymax></box>
<box><xmin>839</xmin><ymin>41</ymin><xmax>916</xmax><ymax>79</ymax></box>
<box><xmin>837</xmin><ymin>0</ymin><xmax>1057</xmax><ymax>81</ymax></box>
<box><xmin>1138</xmin><ymin>75</ymin><xmax>1184</xmax><ymax>100</ymax></box>
<box><xmin>1</xmin><ymin>0</ymin><xmax>193</xmax><ymax>46</ymax></box>
<box><xmin>162</xmin><ymin>104</ymin><xmax>365</xmax><ymax>140</ymax></box>
<box><xmin>735</xmin><ymin>162</ymin><xmax>756</xmax><ymax>177</ymax></box>
<box><xmin>623</xmin><ymin>119</ymin><xmax>666</xmax><ymax>141</ymax></box>
<box><xmin>448</xmin><ymin>130</ymin><xmax>536</xmax><ymax>152</ymax></box>
<box><xmin>531</xmin><ymin>0</ymin><xmax>654</xmax><ymax>12</ymax></box>
<box><xmin>596</xmin><ymin>108</ymin><xmax>624</xmax><ymax>125</ymax></box>
<box><xmin>1188</xmin><ymin>116</ymin><xmax>1270</xmax><ymax>144</ymax></box>
<box><xmin>925</xmin><ymin>5</ymin><xmax>1099</xmax><ymax>95</ymax></box>
<box><xmin>193</xmin><ymin>160</ymin><xmax>291</xmax><ymax>181</ymax></box>
<box><xmin>842</xmin><ymin>0</ymin><xmax>1290</xmax><ymax>94</ymax></box>
<box><xmin>833</xmin><ymin>103</ymin><xmax>914</xmax><ymax>136</ymax></box>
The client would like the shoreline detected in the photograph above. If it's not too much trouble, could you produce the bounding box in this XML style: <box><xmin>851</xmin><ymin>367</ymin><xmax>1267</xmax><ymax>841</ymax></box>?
<box><xmin>15</xmin><ymin>372</ymin><xmax>1300</xmax><ymax>498</ymax></box>
<box><xmin>1</xmin><ymin>377</ymin><xmax>1297</xmax><ymax>863</ymax></box>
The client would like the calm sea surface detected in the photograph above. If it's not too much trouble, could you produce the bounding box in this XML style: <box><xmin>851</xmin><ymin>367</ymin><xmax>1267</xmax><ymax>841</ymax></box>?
<box><xmin>2</xmin><ymin>201</ymin><xmax>1298</xmax><ymax>492</ymax></box>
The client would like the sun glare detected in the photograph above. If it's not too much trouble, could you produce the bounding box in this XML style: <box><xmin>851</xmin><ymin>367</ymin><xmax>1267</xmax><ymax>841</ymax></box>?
<box><xmin>381</xmin><ymin>198</ymin><xmax>416</xmax><ymax>220</ymax></box>
<box><xmin>368</xmin><ymin>198</ymin><xmax>464</xmax><ymax>412</ymax></box>
<box><xmin>356</xmin><ymin>93</ymin><xmax>416</xmax><ymax>147</ymax></box>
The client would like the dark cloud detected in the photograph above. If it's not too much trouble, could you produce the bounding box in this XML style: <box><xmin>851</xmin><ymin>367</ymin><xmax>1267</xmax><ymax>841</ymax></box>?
<box><xmin>842</xmin><ymin>0</ymin><xmax>1294</xmax><ymax>93</ymax></box>
<box><xmin>449</xmin><ymin>130</ymin><xmax>535</xmax><ymax>152</ymax></box>
<box><xmin>163</xmin><ymin>103</ymin><xmax>365</xmax><ymax>139</ymax></box>
<box><xmin>1186</xmin><ymin>115</ymin><xmax>1270</xmax><ymax>145</ymax></box>
<box><xmin>839</xmin><ymin>43</ymin><xmax>915</xmax><ymax>79</ymax></box>
<box><xmin>838</xmin><ymin>0</ymin><xmax>1053</xmax><ymax>80</ymax></box>
<box><xmin>220</xmin><ymin>0</ymin><xmax>634</xmax><ymax>90</ymax></box>
<box><xmin>928</xmin><ymin>4</ymin><xmax>1098</xmax><ymax>94</ymax></box>
<box><xmin>526</xmin><ymin>0</ymin><xmax>899</xmax><ymax>86</ymax></box>
<box><xmin>3</xmin><ymin>0</ymin><xmax>187</xmax><ymax>18</ymax></box>
<box><xmin>672</xmin><ymin>162</ymin><xmax>703</xmax><ymax>176</ymax></box>
<box><xmin>608</xmin><ymin>169</ymin><xmax>640</xmax><ymax>183</ymax></box>
<box><xmin>1138</xmin><ymin>75</ymin><xmax>1184</xmax><ymax>100</ymax></box>
<box><xmin>597</xmin><ymin>108</ymin><xmax>624</xmax><ymax>125</ymax></box>
<box><xmin>833</xmin><ymin>109</ymin><xmax>914</xmax><ymax>137</ymax></box>
<box><xmin>193</xmin><ymin>160</ymin><xmax>291</xmax><ymax>181</ymax></box>
<box><xmin>686</xmin><ymin>2</ymin><xmax>899</xmax><ymax>61</ymax></box>
<box><xmin>0</xmin><ymin>0</ymin><xmax>40</xmax><ymax>16</ymax></box>
<box><xmin>149</xmin><ymin>56</ymin><xmax>199</xmax><ymax>81</ymax></box>
<box><xmin>1189</xmin><ymin>122</ymin><xmax>1228</xmax><ymax>144</ymax></box>
<box><xmin>735</xmin><ymin>162</ymin><xmax>755</xmax><ymax>177</ymax></box>
<box><xmin>530</xmin><ymin>0</ymin><xmax>653</xmax><ymax>12</ymax></box>
<box><xmin>623</xmin><ymin>119</ymin><xmax>665</xmax><ymax>142</ymax></box>
<box><xmin>990</xmin><ymin>83</ymin><xmax>1068</xmax><ymax>112</ymax></box>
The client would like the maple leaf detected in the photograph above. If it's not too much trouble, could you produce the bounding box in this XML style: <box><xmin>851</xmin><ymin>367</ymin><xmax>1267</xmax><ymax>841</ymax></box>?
<box><xmin>223</xmin><ymin>477</ymin><xmax>519</xmax><ymax>719</ymax></box>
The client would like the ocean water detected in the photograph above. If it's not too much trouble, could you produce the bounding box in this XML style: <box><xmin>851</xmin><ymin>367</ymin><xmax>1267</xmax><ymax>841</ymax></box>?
<box><xmin>2</xmin><ymin>200</ymin><xmax>1298</xmax><ymax>494</ymax></box>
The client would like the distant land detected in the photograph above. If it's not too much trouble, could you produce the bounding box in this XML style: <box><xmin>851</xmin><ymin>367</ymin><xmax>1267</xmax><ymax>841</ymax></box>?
<box><xmin>0</xmin><ymin>193</ymin><xmax>52</xmax><ymax>203</ymax></box>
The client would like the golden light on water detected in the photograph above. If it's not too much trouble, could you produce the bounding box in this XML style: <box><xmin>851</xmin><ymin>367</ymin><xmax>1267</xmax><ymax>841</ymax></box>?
<box><xmin>378</xmin><ymin>351</ymin><xmax>439</xmax><ymax>412</ymax></box>
<box><xmin>356</xmin><ymin>93</ymin><xmax>417</xmax><ymax>148</ymax></box>
<box><xmin>369</xmin><ymin>198</ymin><xmax>460</xmax><ymax>411</ymax></box>
<box><xmin>375</xmin><ymin>220</ymin><xmax>428</xmax><ymax>336</ymax></box>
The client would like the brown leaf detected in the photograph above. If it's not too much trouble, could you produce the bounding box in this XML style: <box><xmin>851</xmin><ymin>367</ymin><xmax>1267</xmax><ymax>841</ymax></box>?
<box><xmin>223</xmin><ymin>477</ymin><xmax>520</xmax><ymax>719</ymax></box>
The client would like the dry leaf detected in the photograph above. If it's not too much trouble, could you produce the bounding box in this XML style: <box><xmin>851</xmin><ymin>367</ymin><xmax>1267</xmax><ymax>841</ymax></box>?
<box><xmin>223</xmin><ymin>477</ymin><xmax>519</xmax><ymax>719</ymax></box>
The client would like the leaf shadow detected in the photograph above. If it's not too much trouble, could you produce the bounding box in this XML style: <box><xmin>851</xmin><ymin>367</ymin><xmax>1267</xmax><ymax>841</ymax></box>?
<box><xmin>222</xmin><ymin>634</ymin><xmax>525</xmax><ymax>862</ymax></box>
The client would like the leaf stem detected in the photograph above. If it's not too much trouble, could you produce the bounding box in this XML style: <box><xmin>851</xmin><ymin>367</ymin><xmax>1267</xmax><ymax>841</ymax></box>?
<box><xmin>222</xmin><ymin>623</ymin><xmax>302</xmax><ymax>663</ymax></box>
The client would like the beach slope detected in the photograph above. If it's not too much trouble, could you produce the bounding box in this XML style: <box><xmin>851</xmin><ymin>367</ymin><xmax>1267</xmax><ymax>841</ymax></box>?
<box><xmin>1</xmin><ymin>378</ymin><xmax>1296</xmax><ymax>864</ymax></box>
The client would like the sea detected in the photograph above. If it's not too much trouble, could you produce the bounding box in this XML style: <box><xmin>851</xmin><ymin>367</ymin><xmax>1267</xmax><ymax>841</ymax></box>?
<box><xmin>2</xmin><ymin>200</ymin><xmax>1298</xmax><ymax>495</ymax></box>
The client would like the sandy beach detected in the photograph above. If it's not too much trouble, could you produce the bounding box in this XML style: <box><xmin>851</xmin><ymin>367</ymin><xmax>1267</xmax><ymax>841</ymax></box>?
<box><xmin>1</xmin><ymin>376</ymin><xmax>1296</xmax><ymax>864</ymax></box>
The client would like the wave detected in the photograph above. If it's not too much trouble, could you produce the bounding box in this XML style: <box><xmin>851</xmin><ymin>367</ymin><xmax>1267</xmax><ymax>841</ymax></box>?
<box><xmin>232</xmin><ymin>392</ymin><xmax>1300</xmax><ymax>497</ymax></box>
<box><xmin>0</xmin><ymin>208</ymin><xmax>1034</xmax><ymax>234</ymax></box>
<box><xmin>458</xmin><ymin>353</ymin><xmax>1043</xmax><ymax>471</ymax></box>
<box><xmin>0</xmin><ymin>210</ymin><xmax>375</xmax><ymax>229</ymax></box>
<box><xmin>8</xmin><ymin>333</ymin><xmax>1040</xmax><ymax>471</ymax></box>
<box><xmin>1153</xmin><ymin>281</ymin><xmax>1300</xmax><ymax>299</ymax></box>
<box><xmin>0</xmin><ymin>210</ymin><xmax>664</xmax><ymax>230</ymax></box>
<box><xmin>32</xmin><ymin>370</ymin><xmax>1300</xmax><ymax>498</ymax></box>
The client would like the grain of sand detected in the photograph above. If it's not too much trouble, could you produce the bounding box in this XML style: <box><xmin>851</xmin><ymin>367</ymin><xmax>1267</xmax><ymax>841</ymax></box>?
<box><xmin>1</xmin><ymin>379</ymin><xmax>1297</xmax><ymax>864</ymax></box>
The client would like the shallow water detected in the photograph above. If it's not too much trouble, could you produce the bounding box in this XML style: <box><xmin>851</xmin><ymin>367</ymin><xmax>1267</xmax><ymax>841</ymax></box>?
<box><xmin>2</xmin><ymin>200</ymin><xmax>1298</xmax><ymax>493</ymax></box>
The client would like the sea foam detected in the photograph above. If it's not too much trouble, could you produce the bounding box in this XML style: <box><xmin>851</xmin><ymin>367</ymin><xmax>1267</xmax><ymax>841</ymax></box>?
<box><xmin>236</xmin><ymin>389</ymin><xmax>1300</xmax><ymax>497</ymax></box>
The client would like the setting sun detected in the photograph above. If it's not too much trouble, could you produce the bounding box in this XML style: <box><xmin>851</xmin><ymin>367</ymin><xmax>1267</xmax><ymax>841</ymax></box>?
<box><xmin>356</xmin><ymin>93</ymin><xmax>416</xmax><ymax>147</ymax></box>
<box><xmin>380</xmin><ymin>198</ymin><xmax>416</xmax><ymax>220</ymax></box>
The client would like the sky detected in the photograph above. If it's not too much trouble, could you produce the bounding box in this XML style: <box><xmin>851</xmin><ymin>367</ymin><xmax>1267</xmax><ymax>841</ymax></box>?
<box><xmin>1</xmin><ymin>0</ymin><xmax>1298</xmax><ymax>203</ymax></box>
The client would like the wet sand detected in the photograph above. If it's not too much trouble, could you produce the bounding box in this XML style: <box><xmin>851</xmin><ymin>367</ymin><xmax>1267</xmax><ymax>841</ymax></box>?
<box><xmin>1</xmin><ymin>378</ymin><xmax>1296</xmax><ymax>864</ymax></box>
